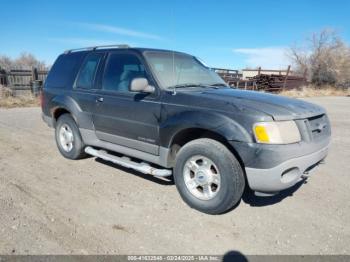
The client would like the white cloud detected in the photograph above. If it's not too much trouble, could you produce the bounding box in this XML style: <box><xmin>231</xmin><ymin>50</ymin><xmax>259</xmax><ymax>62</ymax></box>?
<box><xmin>233</xmin><ymin>47</ymin><xmax>289</xmax><ymax>69</ymax></box>
<box><xmin>76</xmin><ymin>22</ymin><xmax>163</xmax><ymax>40</ymax></box>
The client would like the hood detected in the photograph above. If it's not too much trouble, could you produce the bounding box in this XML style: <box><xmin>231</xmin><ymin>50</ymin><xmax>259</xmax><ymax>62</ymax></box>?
<box><xmin>179</xmin><ymin>88</ymin><xmax>326</xmax><ymax>120</ymax></box>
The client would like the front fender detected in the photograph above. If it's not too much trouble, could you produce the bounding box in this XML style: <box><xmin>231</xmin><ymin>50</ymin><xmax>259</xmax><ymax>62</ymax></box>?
<box><xmin>160</xmin><ymin>111</ymin><xmax>253</xmax><ymax>147</ymax></box>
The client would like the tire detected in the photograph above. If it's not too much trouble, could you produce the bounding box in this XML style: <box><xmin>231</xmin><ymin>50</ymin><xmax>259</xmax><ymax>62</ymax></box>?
<box><xmin>174</xmin><ymin>138</ymin><xmax>245</xmax><ymax>214</ymax></box>
<box><xmin>55</xmin><ymin>114</ymin><xmax>86</xmax><ymax>160</ymax></box>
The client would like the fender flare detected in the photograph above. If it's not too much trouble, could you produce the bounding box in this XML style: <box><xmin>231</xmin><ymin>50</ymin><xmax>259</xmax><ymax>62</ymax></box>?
<box><xmin>50</xmin><ymin>95</ymin><xmax>94</xmax><ymax>130</ymax></box>
<box><xmin>160</xmin><ymin>111</ymin><xmax>253</xmax><ymax>147</ymax></box>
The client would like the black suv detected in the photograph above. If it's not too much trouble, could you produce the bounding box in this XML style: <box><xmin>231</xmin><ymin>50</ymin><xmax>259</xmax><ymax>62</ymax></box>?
<box><xmin>42</xmin><ymin>45</ymin><xmax>331</xmax><ymax>214</ymax></box>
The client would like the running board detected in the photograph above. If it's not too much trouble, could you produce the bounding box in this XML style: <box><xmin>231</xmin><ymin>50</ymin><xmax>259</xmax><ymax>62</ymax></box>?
<box><xmin>84</xmin><ymin>146</ymin><xmax>172</xmax><ymax>177</ymax></box>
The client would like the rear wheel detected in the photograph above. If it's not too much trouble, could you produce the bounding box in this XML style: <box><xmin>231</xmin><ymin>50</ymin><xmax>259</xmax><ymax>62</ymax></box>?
<box><xmin>174</xmin><ymin>138</ymin><xmax>245</xmax><ymax>214</ymax></box>
<box><xmin>55</xmin><ymin>114</ymin><xmax>86</xmax><ymax>159</ymax></box>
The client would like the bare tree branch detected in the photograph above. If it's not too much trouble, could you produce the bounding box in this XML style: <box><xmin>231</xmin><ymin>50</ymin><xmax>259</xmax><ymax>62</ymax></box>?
<box><xmin>0</xmin><ymin>53</ymin><xmax>47</xmax><ymax>71</ymax></box>
<box><xmin>288</xmin><ymin>28</ymin><xmax>350</xmax><ymax>87</ymax></box>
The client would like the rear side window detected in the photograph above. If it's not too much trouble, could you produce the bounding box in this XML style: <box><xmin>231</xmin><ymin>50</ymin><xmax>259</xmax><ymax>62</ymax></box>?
<box><xmin>45</xmin><ymin>52</ymin><xmax>86</xmax><ymax>88</ymax></box>
<box><xmin>75</xmin><ymin>53</ymin><xmax>103</xmax><ymax>89</ymax></box>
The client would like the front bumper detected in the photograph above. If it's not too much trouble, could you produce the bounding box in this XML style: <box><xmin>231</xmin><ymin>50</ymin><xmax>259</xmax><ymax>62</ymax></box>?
<box><xmin>244</xmin><ymin>144</ymin><xmax>329</xmax><ymax>193</ymax></box>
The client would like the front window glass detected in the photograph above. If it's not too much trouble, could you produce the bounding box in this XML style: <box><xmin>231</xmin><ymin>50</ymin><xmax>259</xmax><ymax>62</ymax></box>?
<box><xmin>144</xmin><ymin>51</ymin><xmax>226</xmax><ymax>89</ymax></box>
<box><xmin>102</xmin><ymin>53</ymin><xmax>146</xmax><ymax>92</ymax></box>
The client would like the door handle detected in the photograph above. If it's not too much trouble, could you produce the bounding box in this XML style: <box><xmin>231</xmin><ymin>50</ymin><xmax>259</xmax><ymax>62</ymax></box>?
<box><xmin>96</xmin><ymin>97</ymin><xmax>104</xmax><ymax>103</ymax></box>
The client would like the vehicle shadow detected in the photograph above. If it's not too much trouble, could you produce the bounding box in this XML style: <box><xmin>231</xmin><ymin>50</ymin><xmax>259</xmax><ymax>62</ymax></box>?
<box><xmin>95</xmin><ymin>158</ymin><xmax>175</xmax><ymax>186</ymax></box>
<box><xmin>223</xmin><ymin>250</ymin><xmax>248</xmax><ymax>262</ymax></box>
<box><xmin>241</xmin><ymin>179</ymin><xmax>306</xmax><ymax>207</ymax></box>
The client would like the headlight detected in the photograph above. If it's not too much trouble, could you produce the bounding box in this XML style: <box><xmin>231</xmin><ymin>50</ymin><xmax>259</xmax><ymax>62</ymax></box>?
<box><xmin>253</xmin><ymin>121</ymin><xmax>301</xmax><ymax>144</ymax></box>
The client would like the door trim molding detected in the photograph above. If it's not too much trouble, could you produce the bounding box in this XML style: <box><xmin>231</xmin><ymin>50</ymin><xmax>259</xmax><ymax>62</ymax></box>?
<box><xmin>80</xmin><ymin>128</ymin><xmax>172</xmax><ymax>167</ymax></box>
<box><xmin>96</xmin><ymin>130</ymin><xmax>159</xmax><ymax>155</ymax></box>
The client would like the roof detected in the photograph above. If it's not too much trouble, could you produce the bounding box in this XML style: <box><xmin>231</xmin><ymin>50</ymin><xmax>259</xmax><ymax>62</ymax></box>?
<box><xmin>63</xmin><ymin>44</ymin><xmax>189</xmax><ymax>56</ymax></box>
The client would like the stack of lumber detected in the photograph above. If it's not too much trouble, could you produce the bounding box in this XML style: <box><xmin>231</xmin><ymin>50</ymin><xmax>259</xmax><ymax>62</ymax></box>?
<box><xmin>251</xmin><ymin>74</ymin><xmax>306</xmax><ymax>92</ymax></box>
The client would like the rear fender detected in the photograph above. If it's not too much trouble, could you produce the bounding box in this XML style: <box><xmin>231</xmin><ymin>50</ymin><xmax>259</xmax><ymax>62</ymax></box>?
<box><xmin>50</xmin><ymin>95</ymin><xmax>94</xmax><ymax>130</ymax></box>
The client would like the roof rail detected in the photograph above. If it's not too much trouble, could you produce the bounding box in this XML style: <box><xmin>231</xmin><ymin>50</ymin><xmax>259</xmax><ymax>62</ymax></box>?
<box><xmin>93</xmin><ymin>44</ymin><xmax>130</xmax><ymax>50</ymax></box>
<box><xmin>64</xmin><ymin>44</ymin><xmax>130</xmax><ymax>54</ymax></box>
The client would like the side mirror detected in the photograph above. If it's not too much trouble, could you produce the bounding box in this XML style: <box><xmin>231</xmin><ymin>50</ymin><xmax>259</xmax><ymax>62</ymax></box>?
<box><xmin>130</xmin><ymin>78</ymin><xmax>155</xmax><ymax>93</ymax></box>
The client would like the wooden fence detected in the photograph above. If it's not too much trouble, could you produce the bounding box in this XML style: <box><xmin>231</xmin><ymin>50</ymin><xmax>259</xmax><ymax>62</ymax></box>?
<box><xmin>0</xmin><ymin>65</ymin><xmax>307</xmax><ymax>96</ymax></box>
<box><xmin>0</xmin><ymin>68</ymin><xmax>48</xmax><ymax>96</ymax></box>
<box><xmin>213</xmin><ymin>68</ymin><xmax>242</xmax><ymax>86</ymax></box>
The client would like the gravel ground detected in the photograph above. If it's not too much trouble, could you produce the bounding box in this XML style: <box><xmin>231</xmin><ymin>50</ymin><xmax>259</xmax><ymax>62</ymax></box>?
<box><xmin>0</xmin><ymin>96</ymin><xmax>349</xmax><ymax>255</ymax></box>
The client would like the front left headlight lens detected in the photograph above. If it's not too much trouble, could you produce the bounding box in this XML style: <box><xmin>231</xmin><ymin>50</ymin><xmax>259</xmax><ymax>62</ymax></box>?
<box><xmin>253</xmin><ymin>121</ymin><xmax>301</xmax><ymax>144</ymax></box>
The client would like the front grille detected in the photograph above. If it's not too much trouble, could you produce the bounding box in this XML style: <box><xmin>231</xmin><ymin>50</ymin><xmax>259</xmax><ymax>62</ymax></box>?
<box><xmin>307</xmin><ymin>114</ymin><xmax>330</xmax><ymax>140</ymax></box>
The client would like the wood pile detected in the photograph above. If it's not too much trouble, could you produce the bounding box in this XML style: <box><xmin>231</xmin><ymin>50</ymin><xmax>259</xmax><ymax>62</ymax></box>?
<box><xmin>251</xmin><ymin>74</ymin><xmax>306</xmax><ymax>92</ymax></box>
<box><xmin>214</xmin><ymin>66</ymin><xmax>307</xmax><ymax>92</ymax></box>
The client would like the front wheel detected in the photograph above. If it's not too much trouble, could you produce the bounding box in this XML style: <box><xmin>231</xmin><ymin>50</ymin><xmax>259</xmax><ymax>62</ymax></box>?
<box><xmin>174</xmin><ymin>138</ymin><xmax>245</xmax><ymax>214</ymax></box>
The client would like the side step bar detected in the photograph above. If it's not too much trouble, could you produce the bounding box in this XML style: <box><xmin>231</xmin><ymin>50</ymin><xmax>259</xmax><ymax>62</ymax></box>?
<box><xmin>84</xmin><ymin>146</ymin><xmax>172</xmax><ymax>177</ymax></box>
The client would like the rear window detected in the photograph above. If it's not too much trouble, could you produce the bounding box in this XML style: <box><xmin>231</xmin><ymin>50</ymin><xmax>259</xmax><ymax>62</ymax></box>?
<box><xmin>45</xmin><ymin>52</ymin><xmax>86</xmax><ymax>88</ymax></box>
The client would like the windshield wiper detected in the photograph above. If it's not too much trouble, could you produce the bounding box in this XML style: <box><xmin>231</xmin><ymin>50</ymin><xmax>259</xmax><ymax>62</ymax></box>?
<box><xmin>168</xmin><ymin>83</ymin><xmax>227</xmax><ymax>89</ymax></box>
<box><xmin>167</xmin><ymin>83</ymin><xmax>227</xmax><ymax>95</ymax></box>
<box><xmin>206</xmin><ymin>83</ymin><xmax>228</xmax><ymax>87</ymax></box>
<box><xmin>167</xmin><ymin>83</ymin><xmax>204</xmax><ymax>89</ymax></box>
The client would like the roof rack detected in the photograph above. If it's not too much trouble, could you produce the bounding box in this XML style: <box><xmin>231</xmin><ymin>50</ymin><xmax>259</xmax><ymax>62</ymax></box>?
<box><xmin>64</xmin><ymin>44</ymin><xmax>130</xmax><ymax>54</ymax></box>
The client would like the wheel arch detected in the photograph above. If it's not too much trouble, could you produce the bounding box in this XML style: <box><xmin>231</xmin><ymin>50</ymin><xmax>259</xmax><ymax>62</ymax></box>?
<box><xmin>161</xmin><ymin>111</ymin><xmax>251</xmax><ymax>166</ymax></box>
<box><xmin>52</xmin><ymin>107</ymin><xmax>71</xmax><ymax>126</ymax></box>
<box><xmin>50</xmin><ymin>95</ymin><xmax>93</xmax><ymax>130</ymax></box>
<box><xmin>167</xmin><ymin>127</ymin><xmax>246</xmax><ymax>170</ymax></box>
<box><xmin>161</xmin><ymin>111</ymin><xmax>252</xmax><ymax>146</ymax></box>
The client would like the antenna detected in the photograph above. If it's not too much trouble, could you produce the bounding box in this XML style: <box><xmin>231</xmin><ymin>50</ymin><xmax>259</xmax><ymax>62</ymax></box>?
<box><xmin>172</xmin><ymin>51</ymin><xmax>176</xmax><ymax>95</ymax></box>
<box><xmin>171</xmin><ymin>6</ymin><xmax>176</xmax><ymax>95</ymax></box>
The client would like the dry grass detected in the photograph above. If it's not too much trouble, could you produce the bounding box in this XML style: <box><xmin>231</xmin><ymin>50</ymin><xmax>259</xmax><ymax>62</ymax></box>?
<box><xmin>0</xmin><ymin>87</ymin><xmax>40</xmax><ymax>108</ymax></box>
<box><xmin>279</xmin><ymin>85</ymin><xmax>350</xmax><ymax>98</ymax></box>
<box><xmin>0</xmin><ymin>95</ymin><xmax>40</xmax><ymax>108</ymax></box>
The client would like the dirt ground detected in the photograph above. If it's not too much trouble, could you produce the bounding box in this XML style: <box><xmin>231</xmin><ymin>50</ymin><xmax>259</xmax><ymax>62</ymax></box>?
<box><xmin>0</xmin><ymin>96</ymin><xmax>349</xmax><ymax>255</ymax></box>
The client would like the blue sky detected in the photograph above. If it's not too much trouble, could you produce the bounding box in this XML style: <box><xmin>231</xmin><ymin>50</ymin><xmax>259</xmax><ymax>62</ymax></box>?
<box><xmin>1</xmin><ymin>0</ymin><xmax>349</xmax><ymax>69</ymax></box>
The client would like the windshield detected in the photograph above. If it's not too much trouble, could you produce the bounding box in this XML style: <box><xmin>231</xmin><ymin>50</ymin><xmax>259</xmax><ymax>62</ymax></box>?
<box><xmin>144</xmin><ymin>51</ymin><xmax>226</xmax><ymax>89</ymax></box>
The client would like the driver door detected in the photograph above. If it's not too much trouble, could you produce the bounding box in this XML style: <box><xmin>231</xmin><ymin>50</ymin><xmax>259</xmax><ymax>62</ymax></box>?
<box><xmin>92</xmin><ymin>51</ymin><xmax>161</xmax><ymax>155</ymax></box>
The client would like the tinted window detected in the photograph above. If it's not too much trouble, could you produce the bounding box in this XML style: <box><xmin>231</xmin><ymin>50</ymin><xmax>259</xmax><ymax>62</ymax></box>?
<box><xmin>75</xmin><ymin>53</ymin><xmax>103</xmax><ymax>89</ymax></box>
<box><xmin>45</xmin><ymin>52</ymin><xmax>85</xmax><ymax>88</ymax></box>
<box><xmin>102</xmin><ymin>53</ymin><xmax>146</xmax><ymax>92</ymax></box>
